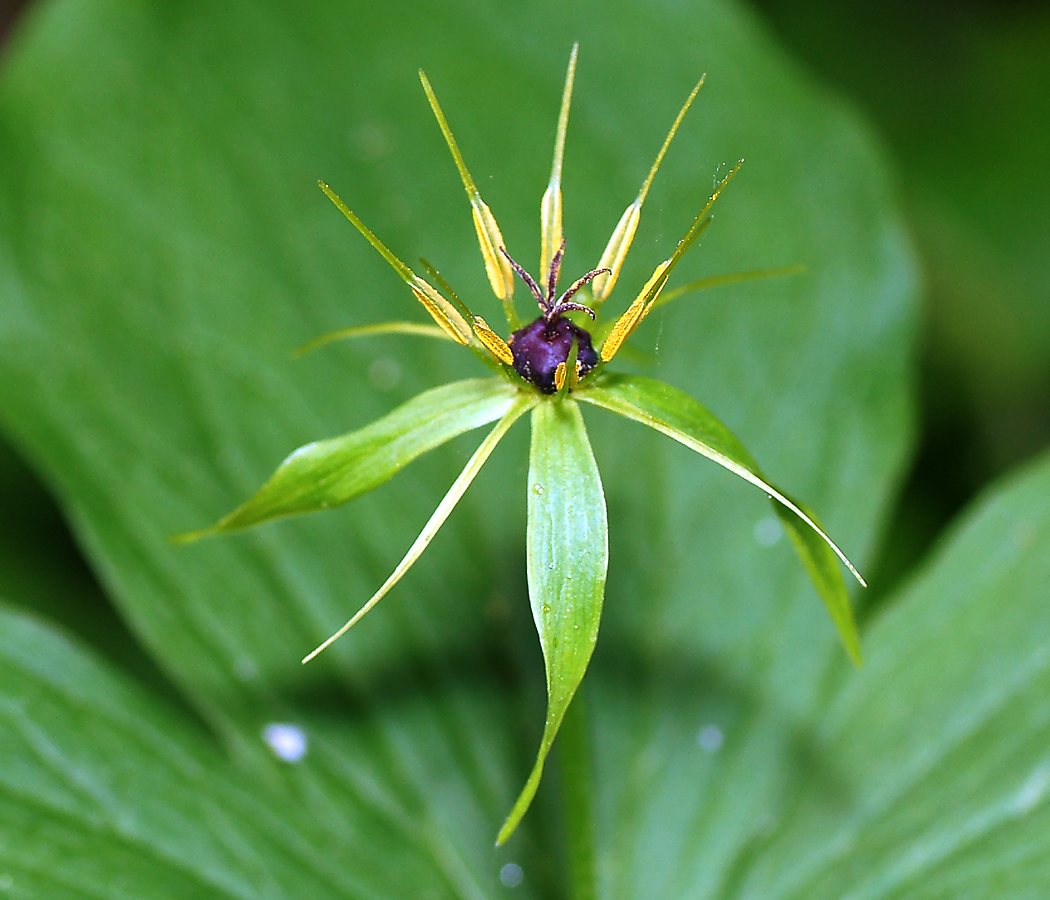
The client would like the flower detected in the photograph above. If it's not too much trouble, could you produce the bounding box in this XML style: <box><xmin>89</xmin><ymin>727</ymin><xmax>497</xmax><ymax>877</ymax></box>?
<box><xmin>177</xmin><ymin>44</ymin><xmax>864</xmax><ymax>844</ymax></box>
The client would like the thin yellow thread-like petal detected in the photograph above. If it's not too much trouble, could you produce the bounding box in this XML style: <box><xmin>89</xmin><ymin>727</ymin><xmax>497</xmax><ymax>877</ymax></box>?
<box><xmin>302</xmin><ymin>395</ymin><xmax>537</xmax><ymax>664</ymax></box>
<box><xmin>540</xmin><ymin>43</ymin><xmax>578</xmax><ymax>286</ymax></box>
<box><xmin>651</xmin><ymin>264</ymin><xmax>806</xmax><ymax>311</ymax></box>
<box><xmin>293</xmin><ymin>322</ymin><xmax>450</xmax><ymax>357</ymax></box>
<box><xmin>411</xmin><ymin>279</ymin><xmax>472</xmax><ymax>345</ymax></box>
<box><xmin>472</xmin><ymin>316</ymin><xmax>514</xmax><ymax>365</ymax></box>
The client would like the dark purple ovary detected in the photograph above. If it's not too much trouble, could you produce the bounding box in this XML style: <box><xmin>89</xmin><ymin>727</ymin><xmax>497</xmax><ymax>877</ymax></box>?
<box><xmin>508</xmin><ymin>315</ymin><xmax>599</xmax><ymax>394</ymax></box>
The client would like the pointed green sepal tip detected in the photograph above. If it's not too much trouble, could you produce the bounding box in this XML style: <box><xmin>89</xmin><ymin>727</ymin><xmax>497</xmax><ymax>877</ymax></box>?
<box><xmin>496</xmin><ymin>743</ymin><xmax>549</xmax><ymax>846</ymax></box>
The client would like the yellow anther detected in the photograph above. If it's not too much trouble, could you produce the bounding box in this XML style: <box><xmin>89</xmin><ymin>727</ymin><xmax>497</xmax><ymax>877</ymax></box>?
<box><xmin>411</xmin><ymin>278</ymin><xmax>471</xmax><ymax>345</ymax></box>
<box><xmin>472</xmin><ymin>202</ymin><xmax>515</xmax><ymax>302</ymax></box>
<box><xmin>472</xmin><ymin>315</ymin><xmax>514</xmax><ymax>365</ymax></box>
<box><xmin>600</xmin><ymin>296</ymin><xmax>644</xmax><ymax>363</ymax></box>
<box><xmin>591</xmin><ymin>201</ymin><xmax>640</xmax><ymax>304</ymax></box>
<box><xmin>554</xmin><ymin>361</ymin><xmax>567</xmax><ymax>392</ymax></box>
<box><xmin>599</xmin><ymin>261</ymin><xmax>669</xmax><ymax>362</ymax></box>
<box><xmin>539</xmin><ymin>187</ymin><xmax>563</xmax><ymax>292</ymax></box>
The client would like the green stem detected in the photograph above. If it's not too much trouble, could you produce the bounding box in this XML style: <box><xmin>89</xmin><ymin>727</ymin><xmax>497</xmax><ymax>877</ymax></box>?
<box><xmin>559</xmin><ymin>691</ymin><xmax>596</xmax><ymax>900</ymax></box>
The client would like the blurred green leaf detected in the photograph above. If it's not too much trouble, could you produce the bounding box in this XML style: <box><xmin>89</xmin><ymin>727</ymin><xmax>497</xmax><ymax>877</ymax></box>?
<box><xmin>179</xmin><ymin>376</ymin><xmax>518</xmax><ymax>539</ymax></box>
<box><xmin>0</xmin><ymin>603</ymin><xmax>540</xmax><ymax>899</ymax></box>
<box><xmin>500</xmin><ymin>399</ymin><xmax>607</xmax><ymax>845</ymax></box>
<box><xmin>589</xmin><ymin>448</ymin><xmax>1050</xmax><ymax>898</ymax></box>
<box><xmin>0</xmin><ymin>0</ymin><xmax>917</xmax><ymax>892</ymax></box>
<box><xmin>756</xmin><ymin>0</ymin><xmax>1050</xmax><ymax>474</ymax></box>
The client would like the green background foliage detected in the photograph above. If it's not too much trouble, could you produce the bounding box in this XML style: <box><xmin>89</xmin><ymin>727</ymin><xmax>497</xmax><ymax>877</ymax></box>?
<box><xmin>0</xmin><ymin>0</ymin><xmax>1046</xmax><ymax>896</ymax></box>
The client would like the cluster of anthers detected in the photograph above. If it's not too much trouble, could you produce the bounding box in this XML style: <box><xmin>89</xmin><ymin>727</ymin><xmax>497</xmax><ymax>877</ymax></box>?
<box><xmin>308</xmin><ymin>43</ymin><xmax>735</xmax><ymax>401</ymax></box>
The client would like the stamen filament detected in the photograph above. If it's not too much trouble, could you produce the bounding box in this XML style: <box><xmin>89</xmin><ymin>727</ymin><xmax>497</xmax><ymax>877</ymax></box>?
<box><xmin>637</xmin><ymin>75</ymin><xmax>706</xmax><ymax>206</ymax></box>
<box><xmin>319</xmin><ymin>181</ymin><xmax>414</xmax><ymax>283</ymax></box>
<box><xmin>319</xmin><ymin>181</ymin><xmax>472</xmax><ymax>344</ymax></box>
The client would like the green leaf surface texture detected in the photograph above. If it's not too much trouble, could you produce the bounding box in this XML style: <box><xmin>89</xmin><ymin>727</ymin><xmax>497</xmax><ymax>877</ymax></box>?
<box><xmin>187</xmin><ymin>376</ymin><xmax>519</xmax><ymax>536</ymax></box>
<box><xmin>579</xmin><ymin>373</ymin><xmax>862</xmax><ymax>664</ymax></box>
<box><xmin>0</xmin><ymin>0</ymin><xmax>923</xmax><ymax>893</ymax></box>
<box><xmin>590</xmin><ymin>450</ymin><xmax>1050</xmax><ymax>898</ymax></box>
<box><xmin>499</xmin><ymin>399</ymin><xmax>608</xmax><ymax>844</ymax></box>
<box><xmin>0</xmin><ymin>605</ymin><xmax>541</xmax><ymax>899</ymax></box>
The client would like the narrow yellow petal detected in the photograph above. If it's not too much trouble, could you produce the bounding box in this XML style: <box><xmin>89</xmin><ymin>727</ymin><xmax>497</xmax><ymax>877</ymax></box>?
<box><xmin>472</xmin><ymin>315</ymin><xmax>514</xmax><ymax>365</ymax></box>
<box><xmin>650</xmin><ymin>263</ymin><xmax>806</xmax><ymax>312</ymax></box>
<box><xmin>293</xmin><ymin>321</ymin><xmax>450</xmax><ymax>357</ymax></box>
<box><xmin>411</xmin><ymin>278</ymin><xmax>472</xmax><ymax>345</ymax></box>
<box><xmin>540</xmin><ymin>43</ymin><xmax>578</xmax><ymax>285</ymax></box>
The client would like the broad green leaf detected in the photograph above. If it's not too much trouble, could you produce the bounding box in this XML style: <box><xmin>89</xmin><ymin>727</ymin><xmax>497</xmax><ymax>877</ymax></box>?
<box><xmin>579</xmin><ymin>373</ymin><xmax>863</xmax><ymax>664</ymax></box>
<box><xmin>0</xmin><ymin>603</ymin><xmax>542</xmax><ymax>899</ymax></box>
<box><xmin>178</xmin><ymin>377</ymin><xmax>519</xmax><ymax>538</ymax></box>
<box><xmin>499</xmin><ymin>398</ymin><xmax>607</xmax><ymax>845</ymax></box>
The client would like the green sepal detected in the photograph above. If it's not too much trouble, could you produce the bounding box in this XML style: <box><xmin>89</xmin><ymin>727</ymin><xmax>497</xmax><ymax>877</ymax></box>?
<box><xmin>577</xmin><ymin>373</ymin><xmax>864</xmax><ymax>665</ymax></box>
<box><xmin>498</xmin><ymin>398</ymin><xmax>608</xmax><ymax>845</ymax></box>
<box><xmin>176</xmin><ymin>377</ymin><xmax>521</xmax><ymax>540</ymax></box>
